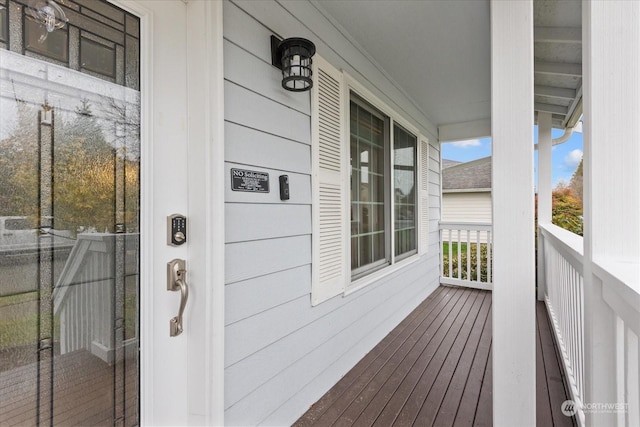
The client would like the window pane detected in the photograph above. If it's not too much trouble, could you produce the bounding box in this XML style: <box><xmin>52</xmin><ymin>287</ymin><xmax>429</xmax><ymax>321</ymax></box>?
<box><xmin>351</xmin><ymin>236</ymin><xmax>358</xmax><ymax>268</ymax></box>
<box><xmin>25</xmin><ymin>17</ymin><xmax>68</xmax><ymax>62</ymax></box>
<box><xmin>359</xmin><ymin>234</ymin><xmax>372</xmax><ymax>267</ymax></box>
<box><xmin>372</xmin><ymin>203</ymin><xmax>385</xmax><ymax>233</ymax></box>
<box><xmin>350</xmin><ymin>98</ymin><xmax>387</xmax><ymax>274</ymax></box>
<box><xmin>0</xmin><ymin>5</ymin><xmax>7</xmax><ymax>42</ymax></box>
<box><xmin>372</xmin><ymin>231</ymin><xmax>385</xmax><ymax>262</ymax></box>
<box><xmin>358</xmin><ymin>108</ymin><xmax>372</xmax><ymax>142</ymax></box>
<box><xmin>370</xmin><ymin>144</ymin><xmax>384</xmax><ymax>175</ymax></box>
<box><xmin>81</xmin><ymin>37</ymin><xmax>116</xmax><ymax>77</ymax></box>
<box><xmin>394</xmin><ymin>124</ymin><xmax>417</xmax><ymax>257</ymax></box>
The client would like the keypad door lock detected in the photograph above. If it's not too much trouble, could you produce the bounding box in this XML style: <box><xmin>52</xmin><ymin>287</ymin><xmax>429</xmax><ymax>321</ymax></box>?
<box><xmin>167</xmin><ymin>214</ymin><xmax>187</xmax><ymax>246</ymax></box>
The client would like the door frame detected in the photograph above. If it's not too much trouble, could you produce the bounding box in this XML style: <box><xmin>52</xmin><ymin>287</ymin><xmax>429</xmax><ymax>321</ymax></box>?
<box><xmin>110</xmin><ymin>1</ymin><xmax>225</xmax><ymax>424</ymax></box>
<box><xmin>182</xmin><ymin>1</ymin><xmax>225</xmax><ymax>425</ymax></box>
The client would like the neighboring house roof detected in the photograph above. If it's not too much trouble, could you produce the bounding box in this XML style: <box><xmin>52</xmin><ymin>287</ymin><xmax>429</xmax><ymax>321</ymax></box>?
<box><xmin>442</xmin><ymin>156</ymin><xmax>492</xmax><ymax>191</ymax></box>
<box><xmin>442</xmin><ymin>159</ymin><xmax>463</xmax><ymax>169</ymax></box>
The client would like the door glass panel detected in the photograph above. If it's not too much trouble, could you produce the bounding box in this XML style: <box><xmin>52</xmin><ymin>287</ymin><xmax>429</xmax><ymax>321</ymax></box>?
<box><xmin>0</xmin><ymin>1</ymin><xmax>140</xmax><ymax>425</ymax></box>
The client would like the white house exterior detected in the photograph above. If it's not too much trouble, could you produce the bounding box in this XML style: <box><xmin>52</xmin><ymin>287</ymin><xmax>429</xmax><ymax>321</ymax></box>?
<box><xmin>0</xmin><ymin>1</ymin><xmax>638</xmax><ymax>427</ymax></box>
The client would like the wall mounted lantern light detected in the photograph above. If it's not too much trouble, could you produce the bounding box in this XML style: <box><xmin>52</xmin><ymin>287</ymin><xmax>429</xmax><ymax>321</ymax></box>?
<box><xmin>271</xmin><ymin>35</ymin><xmax>316</xmax><ymax>92</ymax></box>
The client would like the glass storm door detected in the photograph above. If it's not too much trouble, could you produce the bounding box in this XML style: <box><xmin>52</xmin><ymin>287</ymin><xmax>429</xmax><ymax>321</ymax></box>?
<box><xmin>0</xmin><ymin>0</ymin><xmax>144</xmax><ymax>424</ymax></box>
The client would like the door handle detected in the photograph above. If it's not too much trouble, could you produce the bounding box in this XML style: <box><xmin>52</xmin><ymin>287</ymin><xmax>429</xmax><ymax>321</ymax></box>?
<box><xmin>167</xmin><ymin>259</ymin><xmax>188</xmax><ymax>337</ymax></box>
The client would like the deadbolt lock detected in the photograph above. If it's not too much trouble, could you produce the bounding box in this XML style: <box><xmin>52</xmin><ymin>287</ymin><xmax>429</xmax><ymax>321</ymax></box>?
<box><xmin>167</xmin><ymin>214</ymin><xmax>187</xmax><ymax>246</ymax></box>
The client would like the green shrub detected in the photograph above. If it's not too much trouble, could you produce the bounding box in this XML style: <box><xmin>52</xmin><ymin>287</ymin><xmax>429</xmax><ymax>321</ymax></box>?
<box><xmin>442</xmin><ymin>243</ymin><xmax>492</xmax><ymax>282</ymax></box>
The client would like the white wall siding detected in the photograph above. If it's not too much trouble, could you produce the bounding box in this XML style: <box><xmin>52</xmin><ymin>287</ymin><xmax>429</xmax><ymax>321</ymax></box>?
<box><xmin>223</xmin><ymin>1</ymin><xmax>441</xmax><ymax>425</ymax></box>
<box><xmin>442</xmin><ymin>192</ymin><xmax>492</xmax><ymax>223</ymax></box>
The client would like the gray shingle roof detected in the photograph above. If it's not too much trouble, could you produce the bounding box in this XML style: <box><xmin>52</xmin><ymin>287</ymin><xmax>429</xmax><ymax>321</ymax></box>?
<box><xmin>442</xmin><ymin>159</ymin><xmax>463</xmax><ymax>169</ymax></box>
<box><xmin>442</xmin><ymin>156</ymin><xmax>491</xmax><ymax>191</ymax></box>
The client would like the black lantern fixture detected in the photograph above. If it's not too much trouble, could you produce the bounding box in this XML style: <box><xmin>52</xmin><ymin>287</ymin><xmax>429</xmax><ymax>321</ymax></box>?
<box><xmin>271</xmin><ymin>35</ymin><xmax>316</xmax><ymax>92</ymax></box>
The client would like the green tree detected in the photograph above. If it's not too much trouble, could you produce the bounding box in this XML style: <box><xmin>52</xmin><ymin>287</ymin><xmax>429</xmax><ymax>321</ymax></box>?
<box><xmin>0</xmin><ymin>101</ymin><xmax>40</xmax><ymax>222</ymax></box>
<box><xmin>570</xmin><ymin>158</ymin><xmax>583</xmax><ymax>202</ymax></box>
<box><xmin>0</xmin><ymin>99</ymin><xmax>139</xmax><ymax>236</ymax></box>
<box><xmin>53</xmin><ymin>100</ymin><xmax>117</xmax><ymax>233</ymax></box>
<box><xmin>552</xmin><ymin>182</ymin><xmax>583</xmax><ymax>236</ymax></box>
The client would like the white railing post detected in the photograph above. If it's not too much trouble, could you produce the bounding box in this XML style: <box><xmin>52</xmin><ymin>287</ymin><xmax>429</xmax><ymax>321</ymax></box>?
<box><xmin>537</xmin><ymin>112</ymin><xmax>552</xmax><ymax>302</ymax></box>
<box><xmin>583</xmin><ymin>2</ymin><xmax>640</xmax><ymax>425</ymax></box>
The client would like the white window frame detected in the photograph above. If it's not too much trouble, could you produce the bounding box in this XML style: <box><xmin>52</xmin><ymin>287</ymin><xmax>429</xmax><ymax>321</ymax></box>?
<box><xmin>343</xmin><ymin>73</ymin><xmax>424</xmax><ymax>294</ymax></box>
<box><xmin>349</xmin><ymin>94</ymin><xmax>391</xmax><ymax>280</ymax></box>
<box><xmin>311</xmin><ymin>57</ymin><xmax>430</xmax><ymax>304</ymax></box>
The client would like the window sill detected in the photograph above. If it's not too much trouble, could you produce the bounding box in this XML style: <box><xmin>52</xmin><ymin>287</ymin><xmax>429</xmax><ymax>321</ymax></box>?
<box><xmin>343</xmin><ymin>253</ymin><xmax>422</xmax><ymax>297</ymax></box>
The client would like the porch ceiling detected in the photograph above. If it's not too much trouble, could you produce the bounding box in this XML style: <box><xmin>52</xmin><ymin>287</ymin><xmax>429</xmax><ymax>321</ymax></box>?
<box><xmin>314</xmin><ymin>0</ymin><xmax>582</xmax><ymax>135</ymax></box>
<box><xmin>534</xmin><ymin>0</ymin><xmax>583</xmax><ymax>130</ymax></box>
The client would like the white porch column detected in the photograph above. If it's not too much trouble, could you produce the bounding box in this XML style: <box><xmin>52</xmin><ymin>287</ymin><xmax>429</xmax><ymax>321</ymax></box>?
<box><xmin>490</xmin><ymin>1</ymin><xmax>536</xmax><ymax>425</ymax></box>
<box><xmin>537</xmin><ymin>112</ymin><xmax>552</xmax><ymax>301</ymax></box>
<box><xmin>583</xmin><ymin>1</ymin><xmax>640</xmax><ymax>425</ymax></box>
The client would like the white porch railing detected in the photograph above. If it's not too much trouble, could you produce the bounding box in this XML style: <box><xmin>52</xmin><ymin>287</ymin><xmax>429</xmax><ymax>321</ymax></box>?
<box><xmin>53</xmin><ymin>234</ymin><xmax>139</xmax><ymax>364</ymax></box>
<box><xmin>539</xmin><ymin>223</ymin><xmax>585</xmax><ymax>424</ymax></box>
<box><xmin>439</xmin><ymin>221</ymin><xmax>492</xmax><ymax>290</ymax></box>
<box><xmin>591</xmin><ymin>259</ymin><xmax>640</xmax><ymax>427</ymax></box>
<box><xmin>540</xmin><ymin>222</ymin><xmax>640</xmax><ymax>426</ymax></box>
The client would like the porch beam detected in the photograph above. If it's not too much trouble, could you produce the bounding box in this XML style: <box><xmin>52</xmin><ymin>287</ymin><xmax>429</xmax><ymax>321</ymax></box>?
<box><xmin>583</xmin><ymin>1</ymin><xmax>640</xmax><ymax>425</ymax></box>
<box><xmin>534</xmin><ymin>26</ymin><xmax>582</xmax><ymax>44</ymax></box>
<box><xmin>535</xmin><ymin>61</ymin><xmax>582</xmax><ymax>77</ymax></box>
<box><xmin>438</xmin><ymin>118</ymin><xmax>491</xmax><ymax>143</ymax></box>
<box><xmin>551</xmin><ymin>118</ymin><xmax>565</xmax><ymax>129</ymax></box>
<box><xmin>537</xmin><ymin>112</ymin><xmax>552</xmax><ymax>302</ymax></box>
<box><xmin>534</xmin><ymin>85</ymin><xmax>576</xmax><ymax>100</ymax></box>
<box><xmin>535</xmin><ymin>102</ymin><xmax>568</xmax><ymax>116</ymax></box>
<box><xmin>490</xmin><ymin>1</ymin><xmax>536</xmax><ymax>425</ymax></box>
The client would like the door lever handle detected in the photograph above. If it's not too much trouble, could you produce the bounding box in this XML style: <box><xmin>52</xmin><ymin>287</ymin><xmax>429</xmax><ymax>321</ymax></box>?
<box><xmin>167</xmin><ymin>259</ymin><xmax>189</xmax><ymax>337</ymax></box>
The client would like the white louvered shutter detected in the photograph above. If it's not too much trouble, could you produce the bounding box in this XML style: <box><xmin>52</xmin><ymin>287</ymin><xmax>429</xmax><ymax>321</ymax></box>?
<box><xmin>419</xmin><ymin>138</ymin><xmax>430</xmax><ymax>254</ymax></box>
<box><xmin>311</xmin><ymin>56</ymin><xmax>347</xmax><ymax>305</ymax></box>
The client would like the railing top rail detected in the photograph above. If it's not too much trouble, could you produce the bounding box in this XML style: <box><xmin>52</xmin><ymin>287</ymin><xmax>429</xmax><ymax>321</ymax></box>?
<box><xmin>539</xmin><ymin>222</ymin><xmax>583</xmax><ymax>271</ymax></box>
<box><xmin>594</xmin><ymin>257</ymin><xmax>640</xmax><ymax>333</ymax></box>
<box><xmin>439</xmin><ymin>221</ymin><xmax>492</xmax><ymax>231</ymax></box>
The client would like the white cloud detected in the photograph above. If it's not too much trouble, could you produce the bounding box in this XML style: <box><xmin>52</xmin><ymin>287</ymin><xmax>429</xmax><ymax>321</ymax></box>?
<box><xmin>450</xmin><ymin>139</ymin><xmax>482</xmax><ymax>148</ymax></box>
<box><xmin>564</xmin><ymin>149</ymin><xmax>583</xmax><ymax>169</ymax></box>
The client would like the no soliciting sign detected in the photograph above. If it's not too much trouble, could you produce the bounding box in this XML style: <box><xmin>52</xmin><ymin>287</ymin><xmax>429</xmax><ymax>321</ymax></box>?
<box><xmin>231</xmin><ymin>168</ymin><xmax>270</xmax><ymax>193</ymax></box>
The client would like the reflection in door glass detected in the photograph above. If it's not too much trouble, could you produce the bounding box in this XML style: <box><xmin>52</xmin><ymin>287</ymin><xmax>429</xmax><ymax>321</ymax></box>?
<box><xmin>0</xmin><ymin>0</ymin><xmax>140</xmax><ymax>425</ymax></box>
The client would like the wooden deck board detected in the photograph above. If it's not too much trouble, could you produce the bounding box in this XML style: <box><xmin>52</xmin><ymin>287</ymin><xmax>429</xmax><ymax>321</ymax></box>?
<box><xmin>296</xmin><ymin>287</ymin><xmax>452</xmax><ymax>426</ymax></box>
<box><xmin>430</xmin><ymin>292</ymin><xmax>491</xmax><ymax>426</ymax></box>
<box><xmin>537</xmin><ymin>302</ymin><xmax>576</xmax><ymax>427</ymax></box>
<box><xmin>0</xmin><ymin>349</ymin><xmax>138</xmax><ymax>426</ymax></box>
<box><xmin>373</xmin><ymin>288</ymin><xmax>473</xmax><ymax>425</ymax></box>
<box><xmin>390</xmin><ymin>291</ymin><xmax>485</xmax><ymax>427</ymax></box>
<box><xmin>537</xmin><ymin>304</ymin><xmax>555</xmax><ymax>427</ymax></box>
<box><xmin>473</xmin><ymin>345</ymin><xmax>492</xmax><ymax>427</ymax></box>
<box><xmin>295</xmin><ymin>286</ymin><xmax>576</xmax><ymax>427</ymax></box>
<box><xmin>452</xmin><ymin>295</ymin><xmax>492</xmax><ymax>427</ymax></box>
<box><xmin>353</xmin><ymin>289</ymin><xmax>480</xmax><ymax>426</ymax></box>
<box><xmin>311</xmin><ymin>287</ymin><xmax>467</xmax><ymax>426</ymax></box>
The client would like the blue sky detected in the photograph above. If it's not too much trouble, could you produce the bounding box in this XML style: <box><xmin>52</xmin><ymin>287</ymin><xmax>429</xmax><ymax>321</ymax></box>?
<box><xmin>441</xmin><ymin>126</ymin><xmax>583</xmax><ymax>188</ymax></box>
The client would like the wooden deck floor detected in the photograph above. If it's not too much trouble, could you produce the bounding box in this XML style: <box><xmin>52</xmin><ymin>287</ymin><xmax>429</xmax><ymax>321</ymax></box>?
<box><xmin>295</xmin><ymin>286</ymin><xmax>576</xmax><ymax>427</ymax></box>
<box><xmin>0</xmin><ymin>348</ymin><xmax>138</xmax><ymax>426</ymax></box>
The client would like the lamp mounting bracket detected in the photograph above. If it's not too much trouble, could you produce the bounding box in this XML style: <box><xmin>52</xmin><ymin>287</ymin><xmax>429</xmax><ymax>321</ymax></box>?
<box><xmin>271</xmin><ymin>35</ymin><xmax>284</xmax><ymax>70</ymax></box>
